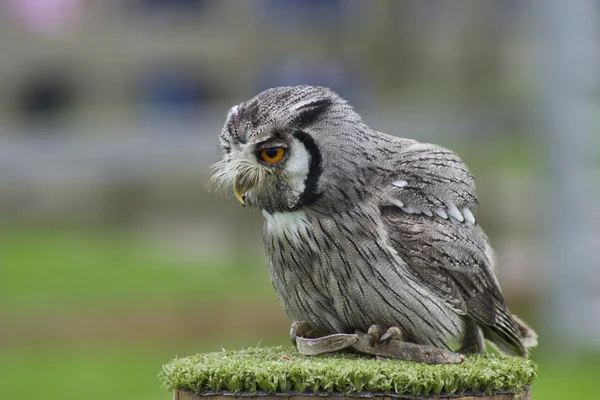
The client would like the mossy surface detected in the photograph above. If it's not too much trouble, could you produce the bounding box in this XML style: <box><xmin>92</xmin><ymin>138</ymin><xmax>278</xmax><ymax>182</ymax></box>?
<box><xmin>160</xmin><ymin>346</ymin><xmax>537</xmax><ymax>397</ymax></box>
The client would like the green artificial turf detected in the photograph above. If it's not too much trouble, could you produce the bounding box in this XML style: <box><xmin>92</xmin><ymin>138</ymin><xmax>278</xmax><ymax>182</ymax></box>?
<box><xmin>160</xmin><ymin>346</ymin><xmax>537</xmax><ymax>397</ymax></box>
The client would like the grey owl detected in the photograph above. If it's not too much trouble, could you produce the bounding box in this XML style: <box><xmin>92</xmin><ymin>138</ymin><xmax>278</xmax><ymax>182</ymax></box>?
<box><xmin>211</xmin><ymin>85</ymin><xmax>537</xmax><ymax>359</ymax></box>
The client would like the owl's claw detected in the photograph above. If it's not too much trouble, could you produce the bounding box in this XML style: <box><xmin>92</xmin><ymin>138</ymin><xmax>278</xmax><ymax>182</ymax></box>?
<box><xmin>367</xmin><ymin>325</ymin><xmax>403</xmax><ymax>344</ymax></box>
<box><xmin>379</xmin><ymin>326</ymin><xmax>403</xmax><ymax>343</ymax></box>
<box><xmin>367</xmin><ymin>324</ymin><xmax>385</xmax><ymax>345</ymax></box>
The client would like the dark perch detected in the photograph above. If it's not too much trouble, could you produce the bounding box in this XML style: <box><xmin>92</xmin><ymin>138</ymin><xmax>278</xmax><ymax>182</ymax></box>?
<box><xmin>161</xmin><ymin>347</ymin><xmax>536</xmax><ymax>400</ymax></box>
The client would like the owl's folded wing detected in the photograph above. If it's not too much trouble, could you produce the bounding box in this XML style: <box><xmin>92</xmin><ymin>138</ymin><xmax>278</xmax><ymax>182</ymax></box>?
<box><xmin>382</xmin><ymin>142</ymin><xmax>477</xmax><ymax>222</ymax></box>
<box><xmin>378</xmin><ymin>142</ymin><xmax>526</xmax><ymax>356</ymax></box>
<box><xmin>380</xmin><ymin>206</ymin><xmax>526</xmax><ymax>356</ymax></box>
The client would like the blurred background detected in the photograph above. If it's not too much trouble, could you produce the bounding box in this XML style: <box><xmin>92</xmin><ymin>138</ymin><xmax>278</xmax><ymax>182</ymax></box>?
<box><xmin>0</xmin><ymin>1</ymin><xmax>599</xmax><ymax>399</ymax></box>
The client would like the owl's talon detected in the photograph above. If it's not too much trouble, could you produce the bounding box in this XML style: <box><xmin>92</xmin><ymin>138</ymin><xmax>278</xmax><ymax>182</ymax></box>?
<box><xmin>379</xmin><ymin>332</ymin><xmax>392</xmax><ymax>343</ymax></box>
<box><xmin>367</xmin><ymin>325</ymin><xmax>403</xmax><ymax>344</ymax></box>
<box><xmin>367</xmin><ymin>324</ymin><xmax>385</xmax><ymax>346</ymax></box>
<box><xmin>379</xmin><ymin>326</ymin><xmax>403</xmax><ymax>343</ymax></box>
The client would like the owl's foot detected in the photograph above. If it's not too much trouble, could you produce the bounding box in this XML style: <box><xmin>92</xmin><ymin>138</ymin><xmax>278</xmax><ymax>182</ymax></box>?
<box><xmin>355</xmin><ymin>330</ymin><xmax>464</xmax><ymax>364</ymax></box>
<box><xmin>295</xmin><ymin>333</ymin><xmax>359</xmax><ymax>356</ymax></box>
<box><xmin>367</xmin><ymin>325</ymin><xmax>403</xmax><ymax>344</ymax></box>
<box><xmin>290</xmin><ymin>321</ymin><xmax>330</xmax><ymax>344</ymax></box>
<box><xmin>291</xmin><ymin>321</ymin><xmax>358</xmax><ymax>356</ymax></box>
<box><xmin>380</xmin><ymin>326</ymin><xmax>404</xmax><ymax>343</ymax></box>
<box><xmin>291</xmin><ymin>323</ymin><xmax>464</xmax><ymax>363</ymax></box>
<box><xmin>290</xmin><ymin>321</ymin><xmax>315</xmax><ymax>346</ymax></box>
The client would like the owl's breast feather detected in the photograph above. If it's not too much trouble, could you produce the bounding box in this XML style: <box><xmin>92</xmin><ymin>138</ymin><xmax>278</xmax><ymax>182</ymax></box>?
<box><xmin>261</xmin><ymin>209</ymin><xmax>319</xmax><ymax>253</ymax></box>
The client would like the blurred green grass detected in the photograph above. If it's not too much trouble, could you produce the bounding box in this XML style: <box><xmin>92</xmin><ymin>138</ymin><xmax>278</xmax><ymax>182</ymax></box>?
<box><xmin>0</xmin><ymin>226</ymin><xmax>597</xmax><ymax>400</ymax></box>
<box><xmin>532</xmin><ymin>355</ymin><xmax>600</xmax><ymax>399</ymax></box>
<box><xmin>1</xmin><ymin>227</ymin><xmax>273</xmax><ymax>311</ymax></box>
<box><xmin>0</xmin><ymin>338</ymin><xmax>286</xmax><ymax>400</ymax></box>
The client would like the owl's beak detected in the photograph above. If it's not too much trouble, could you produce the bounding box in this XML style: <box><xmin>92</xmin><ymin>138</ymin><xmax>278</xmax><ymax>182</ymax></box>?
<box><xmin>233</xmin><ymin>178</ymin><xmax>249</xmax><ymax>206</ymax></box>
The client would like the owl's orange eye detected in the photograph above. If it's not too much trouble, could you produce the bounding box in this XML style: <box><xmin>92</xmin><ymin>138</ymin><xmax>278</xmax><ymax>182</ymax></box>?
<box><xmin>258</xmin><ymin>147</ymin><xmax>286</xmax><ymax>163</ymax></box>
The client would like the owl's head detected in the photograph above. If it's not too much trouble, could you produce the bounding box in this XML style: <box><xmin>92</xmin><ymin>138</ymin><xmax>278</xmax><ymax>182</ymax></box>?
<box><xmin>210</xmin><ymin>86</ymin><xmax>367</xmax><ymax>213</ymax></box>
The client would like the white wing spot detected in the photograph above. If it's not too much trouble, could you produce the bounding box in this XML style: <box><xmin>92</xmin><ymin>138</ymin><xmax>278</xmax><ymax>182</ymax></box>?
<box><xmin>446</xmin><ymin>202</ymin><xmax>464</xmax><ymax>222</ymax></box>
<box><xmin>462</xmin><ymin>208</ymin><xmax>475</xmax><ymax>225</ymax></box>
<box><xmin>392</xmin><ymin>180</ymin><xmax>408</xmax><ymax>188</ymax></box>
<box><xmin>391</xmin><ymin>199</ymin><xmax>405</xmax><ymax>208</ymax></box>
<box><xmin>434</xmin><ymin>208</ymin><xmax>448</xmax><ymax>219</ymax></box>
<box><xmin>401</xmin><ymin>206</ymin><xmax>421</xmax><ymax>214</ymax></box>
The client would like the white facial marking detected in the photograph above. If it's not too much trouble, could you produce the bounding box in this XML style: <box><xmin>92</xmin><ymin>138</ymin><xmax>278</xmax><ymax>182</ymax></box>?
<box><xmin>208</xmin><ymin>141</ymin><xmax>267</xmax><ymax>196</ymax></box>
<box><xmin>283</xmin><ymin>138</ymin><xmax>311</xmax><ymax>203</ymax></box>
<box><xmin>392</xmin><ymin>180</ymin><xmax>408</xmax><ymax>188</ymax></box>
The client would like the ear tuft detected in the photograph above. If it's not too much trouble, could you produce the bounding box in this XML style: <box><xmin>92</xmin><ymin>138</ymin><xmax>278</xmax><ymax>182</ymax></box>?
<box><xmin>293</xmin><ymin>99</ymin><xmax>334</xmax><ymax>128</ymax></box>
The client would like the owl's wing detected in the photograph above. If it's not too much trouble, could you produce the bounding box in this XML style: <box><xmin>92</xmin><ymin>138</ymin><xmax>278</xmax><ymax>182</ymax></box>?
<box><xmin>381</xmin><ymin>141</ymin><xmax>478</xmax><ymax>220</ymax></box>
<box><xmin>379</xmin><ymin>142</ymin><xmax>525</xmax><ymax>356</ymax></box>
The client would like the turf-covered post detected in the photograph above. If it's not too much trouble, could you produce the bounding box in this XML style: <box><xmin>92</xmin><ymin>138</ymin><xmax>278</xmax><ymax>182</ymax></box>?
<box><xmin>161</xmin><ymin>347</ymin><xmax>537</xmax><ymax>399</ymax></box>
<box><xmin>174</xmin><ymin>392</ymin><xmax>527</xmax><ymax>400</ymax></box>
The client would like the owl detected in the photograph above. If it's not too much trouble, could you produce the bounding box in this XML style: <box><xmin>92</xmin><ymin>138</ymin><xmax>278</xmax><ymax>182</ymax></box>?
<box><xmin>210</xmin><ymin>85</ymin><xmax>537</xmax><ymax>361</ymax></box>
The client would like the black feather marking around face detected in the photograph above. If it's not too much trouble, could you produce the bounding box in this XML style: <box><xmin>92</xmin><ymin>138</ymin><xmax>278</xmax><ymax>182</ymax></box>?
<box><xmin>293</xmin><ymin>130</ymin><xmax>322</xmax><ymax>209</ymax></box>
<box><xmin>293</xmin><ymin>99</ymin><xmax>334</xmax><ymax>128</ymax></box>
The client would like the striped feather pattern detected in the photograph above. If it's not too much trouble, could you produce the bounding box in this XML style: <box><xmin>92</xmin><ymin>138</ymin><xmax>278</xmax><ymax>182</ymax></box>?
<box><xmin>215</xmin><ymin>86</ymin><xmax>536</xmax><ymax>358</ymax></box>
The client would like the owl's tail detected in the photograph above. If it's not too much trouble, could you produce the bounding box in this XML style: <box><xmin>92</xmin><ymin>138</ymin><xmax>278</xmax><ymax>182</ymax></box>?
<box><xmin>513</xmin><ymin>314</ymin><xmax>539</xmax><ymax>348</ymax></box>
<box><xmin>484</xmin><ymin>314</ymin><xmax>538</xmax><ymax>358</ymax></box>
